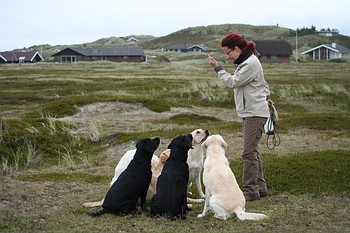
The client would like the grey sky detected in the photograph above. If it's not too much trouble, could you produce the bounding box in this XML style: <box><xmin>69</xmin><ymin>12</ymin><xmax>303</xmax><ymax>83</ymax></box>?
<box><xmin>1</xmin><ymin>0</ymin><xmax>349</xmax><ymax>51</ymax></box>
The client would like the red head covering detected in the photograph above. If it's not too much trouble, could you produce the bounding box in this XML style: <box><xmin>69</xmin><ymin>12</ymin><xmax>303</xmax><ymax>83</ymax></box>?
<box><xmin>221</xmin><ymin>32</ymin><xmax>257</xmax><ymax>56</ymax></box>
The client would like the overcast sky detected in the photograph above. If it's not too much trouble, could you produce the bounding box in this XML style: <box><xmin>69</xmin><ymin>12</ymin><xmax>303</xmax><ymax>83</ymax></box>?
<box><xmin>1</xmin><ymin>0</ymin><xmax>349</xmax><ymax>51</ymax></box>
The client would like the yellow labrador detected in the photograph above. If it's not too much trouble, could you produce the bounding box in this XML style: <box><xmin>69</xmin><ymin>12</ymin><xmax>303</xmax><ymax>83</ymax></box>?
<box><xmin>82</xmin><ymin>149</ymin><xmax>170</xmax><ymax>208</ymax></box>
<box><xmin>198</xmin><ymin>135</ymin><xmax>268</xmax><ymax>220</ymax></box>
<box><xmin>187</xmin><ymin>129</ymin><xmax>210</xmax><ymax>203</ymax></box>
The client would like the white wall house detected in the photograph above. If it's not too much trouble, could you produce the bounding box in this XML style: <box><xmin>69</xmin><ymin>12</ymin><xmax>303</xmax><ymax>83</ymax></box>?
<box><xmin>317</xmin><ymin>29</ymin><xmax>339</xmax><ymax>37</ymax></box>
<box><xmin>301</xmin><ymin>43</ymin><xmax>350</xmax><ymax>60</ymax></box>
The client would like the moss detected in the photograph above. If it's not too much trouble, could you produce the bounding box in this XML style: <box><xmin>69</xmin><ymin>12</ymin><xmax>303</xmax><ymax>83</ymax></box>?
<box><xmin>18</xmin><ymin>172</ymin><xmax>109</xmax><ymax>183</ymax></box>
<box><xmin>141</xmin><ymin>99</ymin><xmax>171</xmax><ymax>112</ymax></box>
<box><xmin>168</xmin><ymin>113</ymin><xmax>223</xmax><ymax>125</ymax></box>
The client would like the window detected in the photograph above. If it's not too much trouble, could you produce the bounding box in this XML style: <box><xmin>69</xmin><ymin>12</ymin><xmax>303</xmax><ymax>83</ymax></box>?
<box><xmin>61</xmin><ymin>56</ymin><xmax>76</xmax><ymax>63</ymax></box>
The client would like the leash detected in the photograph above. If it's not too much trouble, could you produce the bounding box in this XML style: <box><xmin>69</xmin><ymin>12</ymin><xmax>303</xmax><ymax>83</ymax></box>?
<box><xmin>264</xmin><ymin>104</ymin><xmax>281</xmax><ymax>150</ymax></box>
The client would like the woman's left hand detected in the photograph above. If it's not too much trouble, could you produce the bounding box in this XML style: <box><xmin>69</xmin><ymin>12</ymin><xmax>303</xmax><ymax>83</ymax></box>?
<box><xmin>208</xmin><ymin>55</ymin><xmax>218</xmax><ymax>68</ymax></box>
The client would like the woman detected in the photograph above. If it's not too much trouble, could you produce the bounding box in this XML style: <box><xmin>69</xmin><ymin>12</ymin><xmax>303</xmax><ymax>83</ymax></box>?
<box><xmin>208</xmin><ymin>31</ymin><xmax>272</xmax><ymax>201</ymax></box>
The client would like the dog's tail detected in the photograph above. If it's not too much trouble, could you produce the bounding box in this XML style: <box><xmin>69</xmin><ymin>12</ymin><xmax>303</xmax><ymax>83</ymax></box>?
<box><xmin>235</xmin><ymin>208</ymin><xmax>268</xmax><ymax>221</ymax></box>
<box><xmin>187</xmin><ymin>197</ymin><xmax>204</xmax><ymax>203</ymax></box>
<box><xmin>82</xmin><ymin>199</ymin><xmax>104</xmax><ymax>208</ymax></box>
<box><xmin>87</xmin><ymin>208</ymin><xmax>108</xmax><ymax>217</ymax></box>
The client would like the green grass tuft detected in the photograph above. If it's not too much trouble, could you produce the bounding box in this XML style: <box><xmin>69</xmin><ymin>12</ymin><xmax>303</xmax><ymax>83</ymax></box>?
<box><xmin>278</xmin><ymin>112</ymin><xmax>350</xmax><ymax>134</ymax></box>
<box><xmin>231</xmin><ymin>150</ymin><xmax>350</xmax><ymax>197</ymax></box>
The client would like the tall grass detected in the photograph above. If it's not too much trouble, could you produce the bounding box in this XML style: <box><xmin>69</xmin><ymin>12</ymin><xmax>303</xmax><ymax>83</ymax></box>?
<box><xmin>3</xmin><ymin>142</ymin><xmax>39</xmax><ymax>172</ymax></box>
<box><xmin>274</xmin><ymin>83</ymin><xmax>349</xmax><ymax>99</ymax></box>
<box><xmin>39</xmin><ymin>110</ymin><xmax>58</xmax><ymax>135</ymax></box>
<box><xmin>24</xmin><ymin>141</ymin><xmax>40</xmax><ymax>164</ymax></box>
<box><xmin>0</xmin><ymin>61</ymin><xmax>349</xmax><ymax>172</ymax></box>
<box><xmin>58</xmin><ymin>145</ymin><xmax>75</xmax><ymax>167</ymax></box>
<box><xmin>85</xmin><ymin>121</ymin><xmax>101</xmax><ymax>142</ymax></box>
<box><xmin>0</xmin><ymin>115</ymin><xmax>95</xmax><ymax>172</ymax></box>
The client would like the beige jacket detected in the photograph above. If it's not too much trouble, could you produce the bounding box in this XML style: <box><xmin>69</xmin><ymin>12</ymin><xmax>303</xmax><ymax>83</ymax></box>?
<box><xmin>216</xmin><ymin>54</ymin><xmax>270</xmax><ymax>118</ymax></box>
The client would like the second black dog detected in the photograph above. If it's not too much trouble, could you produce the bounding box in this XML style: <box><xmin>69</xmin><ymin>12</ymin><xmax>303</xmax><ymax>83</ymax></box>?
<box><xmin>88</xmin><ymin>137</ymin><xmax>160</xmax><ymax>217</ymax></box>
<box><xmin>150</xmin><ymin>134</ymin><xmax>193</xmax><ymax>220</ymax></box>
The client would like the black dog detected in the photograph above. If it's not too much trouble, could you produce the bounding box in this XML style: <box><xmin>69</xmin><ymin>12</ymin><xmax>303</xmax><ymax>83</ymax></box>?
<box><xmin>88</xmin><ymin>137</ymin><xmax>160</xmax><ymax>217</ymax></box>
<box><xmin>150</xmin><ymin>134</ymin><xmax>193</xmax><ymax>220</ymax></box>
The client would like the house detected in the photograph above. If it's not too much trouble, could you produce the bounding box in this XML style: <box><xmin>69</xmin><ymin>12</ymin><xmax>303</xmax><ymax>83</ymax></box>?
<box><xmin>164</xmin><ymin>44</ymin><xmax>208</xmax><ymax>53</ymax></box>
<box><xmin>126</xmin><ymin>37</ymin><xmax>139</xmax><ymax>43</ymax></box>
<box><xmin>301</xmin><ymin>43</ymin><xmax>350</xmax><ymax>60</ymax></box>
<box><xmin>317</xmin><ymin>29</ymin><xmax>339</xmax><ymax>37</ymax></box>
<box><xmin>0</xmin><ymin>50</ymin><xmax>43</xmax><ymax>63</ymax></box>
<box><xmin>52</xmin><ymin>47</ymin><xmax>146</xmax><ymax>63</ymax></box>
<box><xmin>254</xmin><ymin>40</ymin><xmax>292</xmax><ymax>63</ymax></box>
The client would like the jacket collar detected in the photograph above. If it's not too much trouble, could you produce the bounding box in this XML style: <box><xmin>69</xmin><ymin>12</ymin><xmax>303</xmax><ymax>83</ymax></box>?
<box><xmin>234</xmin><ymin>51</ymin><xmax>253</xmax><ymax>65</ymax></box>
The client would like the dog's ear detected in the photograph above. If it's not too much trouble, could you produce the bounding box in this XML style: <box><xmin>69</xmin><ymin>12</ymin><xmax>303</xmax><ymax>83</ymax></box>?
<box><xmin>167</xmin><ymin>140</ymin><xmax>173</xmax><ymax>149</ymax></box>
<box><xmin>151</xmin><ymin>137</ymin><xmax>161</xmax><ymax>150</ymax></box>
<box><xmin>185</xmin><ymin>134</ymin><xmax>194</xmax><ymax>149</ymax></box>
<box><xmin>205</xmin><ymin>130</ymin><xmax>210</xmax><ymax>136</ymax></box>
<box><xmin>136</xmin><ymin>138</ymin><xmax>145</xmax><ymax>150</ymax></box>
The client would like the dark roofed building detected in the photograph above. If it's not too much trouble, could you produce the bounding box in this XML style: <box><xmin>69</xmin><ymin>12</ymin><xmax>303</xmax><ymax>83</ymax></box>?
<box><xmin>52</xmin><ymin>47</ymin><xmax>145</xmax><ymax>63</ymax></box>
<box><xmin>164</xmin><ymin>44</ymin><xmax>208</xmax><ymax>53</ymax></box>
<box><xmin>255</xmin><ymin>40</ymin><xmax>292</xmax><ymax>63</ymax></box>
<box><xmin>0</xmin><ymin>50</ymin><xmax>43</xmax><ymax>63</ymax></box>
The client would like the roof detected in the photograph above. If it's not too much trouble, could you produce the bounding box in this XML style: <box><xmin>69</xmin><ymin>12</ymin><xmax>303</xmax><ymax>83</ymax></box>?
<box><xmin>0</xmin><ymin>50</ymin><xmax>43</xmax><ymax>62</ymax></box>
<box><xmin>254</xmin><ymin>40</ymin><xmax>292</xmax><ymax>56</ymax></box>
<box><xmin>52</xmin><ymin>47</ymin><xmax>144</xmax><ymax>57</ymax></box>
<box><xmin>165</xmin><ymin>44</ymin><xmax>191</xmax><ymax>50</ymax></box>
<box><xmin>165</xmin><ymin>44</ymin><xmax>208</xmax><ymax>50</ymax></box>
<box><xmin>302</xmin><ymin>43</ymin><xmax>350</xmax><ymax>54</ymax></box>
<box><xmin>126</xmin><ymin>37</ymin><xmax>139</xmax><ymax>43</ymax></box>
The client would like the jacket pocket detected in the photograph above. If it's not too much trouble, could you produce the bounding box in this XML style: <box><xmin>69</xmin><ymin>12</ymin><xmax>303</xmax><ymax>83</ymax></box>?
<box><xmin>242</xmin><ymin>95</ymin><xmax>246</xmax><ymax>110</ymax></box>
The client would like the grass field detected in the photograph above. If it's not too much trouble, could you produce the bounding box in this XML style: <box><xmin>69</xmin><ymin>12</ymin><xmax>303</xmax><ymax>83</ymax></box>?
<box><xmin>1</xmin><ymin>55</ymin><xmax>350</xmax><ymax>232</ymax></box>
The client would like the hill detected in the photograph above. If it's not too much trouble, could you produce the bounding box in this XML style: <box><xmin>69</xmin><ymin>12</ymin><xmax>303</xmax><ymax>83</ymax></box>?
<box><xmin>29</xmin><ymin>24</ymin><xmax>350</xmax><ymax>60</ymax></box>
<box><xmin>140</xmin><ymin>24</ymin><xmax>350</xmax><ymax>52</ymax></box>
<box><xmin>141</xmin><ymin>24</ymin><xmax>292</xmax><ymax>50</ymax></box>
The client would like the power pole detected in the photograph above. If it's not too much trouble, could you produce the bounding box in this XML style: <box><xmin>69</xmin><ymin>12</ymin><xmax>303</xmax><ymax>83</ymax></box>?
<box><xmin>296</xmin><ymin>29</ymin><xmax>298</xmax><ymax>63</ymax></box>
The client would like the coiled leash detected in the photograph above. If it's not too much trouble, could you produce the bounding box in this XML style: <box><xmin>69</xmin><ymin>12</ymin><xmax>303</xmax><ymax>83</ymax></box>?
<box><xmin>264</xmin><ymin>104</ymin><xmax>281</xmax><ymax>150</ymax></box>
